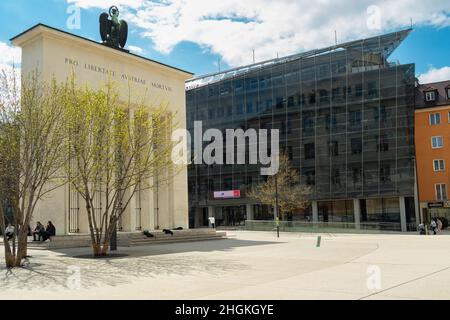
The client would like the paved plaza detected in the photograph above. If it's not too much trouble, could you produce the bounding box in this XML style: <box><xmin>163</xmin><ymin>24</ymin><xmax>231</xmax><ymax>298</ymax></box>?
<box><xmin>0</xmin><ymin>231</ymin><xmax>449</xmax><ymax>300</ymax></box>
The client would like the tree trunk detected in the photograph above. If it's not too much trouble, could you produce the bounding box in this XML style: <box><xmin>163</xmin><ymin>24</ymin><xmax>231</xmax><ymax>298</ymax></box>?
<box><xmin>92</xmin><ymin>243</ymin><xmax>102</xmax><ymax>257</ymax></box>
<box><xmin>3</xmin><ymin>241</ymin><xmax>15</xmax><ymax>269</ymax></box>
<box><xmin>14</xmin><ymin>229</ymin><xmax>29</xmax><ymax>267</ymax></box>
<box><xmin>100</xmin><ymin>230</ymin><xmax>112</xmax><ymax>256</ymax></box>
<box><xmin>100</xmin><ymin>243</ymin><xmax>110</xmax><ymax>256</ymax></box>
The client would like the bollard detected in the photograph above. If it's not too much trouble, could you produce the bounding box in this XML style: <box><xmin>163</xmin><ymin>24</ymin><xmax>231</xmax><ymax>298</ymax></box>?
<box><xmin>316</xmin><ymin>235</ymin><xmax>322</xmax><ymax>247</ymax></box>
<box><xmin>276</xmin><ymin>217</ymin><xmax>280</xmax><ymax>238</ymax></box>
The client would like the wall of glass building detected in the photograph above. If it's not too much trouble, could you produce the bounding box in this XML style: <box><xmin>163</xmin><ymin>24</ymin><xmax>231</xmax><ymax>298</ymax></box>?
<box><xmin>186</xmin><ymin>30</ymin><xmax>417</xmax><ymax>229</ymax></box>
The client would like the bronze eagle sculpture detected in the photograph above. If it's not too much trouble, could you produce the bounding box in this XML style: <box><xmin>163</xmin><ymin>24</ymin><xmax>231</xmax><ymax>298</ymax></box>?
<box><xmin>99</xmin><ymin>6</ymin><xmax>128</xmax><ymax>50</ymax></box>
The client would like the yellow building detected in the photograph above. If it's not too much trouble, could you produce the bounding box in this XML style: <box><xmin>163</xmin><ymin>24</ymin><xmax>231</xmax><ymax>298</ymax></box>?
<box><xmin>11</xmin><ymin>24</ymin><xmax>193</xmax><ymax>235</ymax></box>
<box><xmin>415</xmin><ymin>80</ymin><xmax>450</xmax><ymax>222</ymax></box>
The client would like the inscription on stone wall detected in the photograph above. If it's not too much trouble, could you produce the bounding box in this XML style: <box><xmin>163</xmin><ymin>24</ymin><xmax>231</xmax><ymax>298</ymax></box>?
<box><xmin>64</xmin><ymin>57</ymin><xmax>172</xmax><ymax>92</ymax></box>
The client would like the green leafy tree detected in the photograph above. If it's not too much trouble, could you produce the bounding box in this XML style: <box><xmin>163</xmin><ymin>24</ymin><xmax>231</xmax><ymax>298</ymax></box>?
<box><xmin>64</xmin><ymin>80</ymin><xmax>178</xmax><ymax>257</ymax></box>
<box><xmin>0</xmin><ymin>69</ymin><xmax>68</xmax><ymax>268</ymax></box>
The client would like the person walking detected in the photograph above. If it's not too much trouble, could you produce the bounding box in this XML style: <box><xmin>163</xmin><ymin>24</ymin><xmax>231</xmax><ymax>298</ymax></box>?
<box><xmin>208</xmin><ymin>216</ymin><xmax>216</xmax><ymax>229</ymax></box>
<box><xmin>436</xmin><ymin>218</ymin><xmax>443</xmax><ymax>233</ymax></box>
<box><xmin>418</xmin><ymin>223</ymin><xmax>426</xmax><ymax>235</ymax></box>
<box><xmin>430</xmin><ymin>219</ymin><xmax>437</xmax><ymax>235</ymax></box>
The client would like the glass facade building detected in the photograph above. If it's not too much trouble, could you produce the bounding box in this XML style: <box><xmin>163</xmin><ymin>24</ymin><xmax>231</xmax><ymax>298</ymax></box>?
<box><xmin>186</xmin><ymin>29</ymin><xmax>418</xmax><ymax>231</ymax></box>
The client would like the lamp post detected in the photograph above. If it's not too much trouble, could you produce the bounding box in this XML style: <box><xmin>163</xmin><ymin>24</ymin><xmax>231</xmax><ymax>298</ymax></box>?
<box><xmin>274</xmin><ymin>174</ymin><xmax>279</xmax><ymax>238</ymax></box>
<box><xmin>110</xmin><ymin>223</ymin><xmax>117</xmax><ymax>251</ymax></box>
<box><xmin>110</xmin><ymin>202</ymin><xmax>121</xmax><ymax>252</ymax></box>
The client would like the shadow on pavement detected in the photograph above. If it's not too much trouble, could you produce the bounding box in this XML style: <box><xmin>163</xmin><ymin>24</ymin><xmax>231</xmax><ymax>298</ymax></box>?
<box><xmin>53</xmin><ymin>238</ymin><xmax>282</xmax><ymax>258</ymax></box>
<box><xmin>0</xmin><ymin>238</ymin><xmax>280</xmax><ymax>291</ymax></box>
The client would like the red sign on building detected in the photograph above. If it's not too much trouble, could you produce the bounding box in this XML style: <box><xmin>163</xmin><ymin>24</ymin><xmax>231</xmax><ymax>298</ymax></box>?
<box><xmin>214</xmin><ymin>190</ymin><xmax>241</xmax><ymax>199</ymax></box>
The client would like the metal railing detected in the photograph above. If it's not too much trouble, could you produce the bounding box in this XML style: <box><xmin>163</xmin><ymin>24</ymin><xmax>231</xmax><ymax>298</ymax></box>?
<box><xmin>245</xmin><ymin>220</ymin><xmax>417</xmax><ymax>233</ymax></box>
<box><xmin>68</xmin><ymin>185</ymin><xmax>80</xmax><ymax>233</ymax></box>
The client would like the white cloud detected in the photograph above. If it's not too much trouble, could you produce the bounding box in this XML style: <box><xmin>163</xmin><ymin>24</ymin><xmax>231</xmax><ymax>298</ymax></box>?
<box><xmin>128</xmin><ymin>45</ymin><xmax>146</xmax><ymax>55</ymax></box>
<box><xmin>67</xmin><ymin>0</ymin><xmax>144</xmax><ymax>10</ymax></box>
<box><xmin>419</xmin><ymin>66</ymin><xmax>450</xmax><ymax>84</ymax></box>
<box><xmin>0</xmin><ymin>42</ymin><xmax>21</xmax><ymax>82</ymax></box>
<box><xmin>67</xmin><ymin>0</ymin><xmax>450</xmax><ymax>67</ymax></box>
<box><xmin>0</xmin><ymin>42</ymin><xmax>21</xmax><ymax>67</ymax></box>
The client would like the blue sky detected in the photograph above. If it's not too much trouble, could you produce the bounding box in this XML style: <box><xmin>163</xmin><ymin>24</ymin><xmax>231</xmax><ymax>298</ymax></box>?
<box><xmin>0</xmin><ymin>0</ymin><xmax>449</xmax><ymax>82</ymax></box>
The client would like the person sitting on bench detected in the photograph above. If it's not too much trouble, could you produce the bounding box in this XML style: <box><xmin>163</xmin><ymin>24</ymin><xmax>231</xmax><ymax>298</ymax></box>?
<box><xmin>42</xmin><ymin>221</ymin><xmax>56</xmax><ymax>241</ymax></box>
<box><xmin>32</xmin><ymin>222</ymin><xmax>46</xmax><ymax>241</ymax></box>
<box><xmin>5</xmin><ymin>223</ymin><xmax>15</xmax><ymax>241</ymax></box>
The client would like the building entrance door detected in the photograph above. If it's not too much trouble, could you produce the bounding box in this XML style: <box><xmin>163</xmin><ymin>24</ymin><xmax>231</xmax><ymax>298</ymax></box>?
<box><xmin>221</xmin><ymin>206</ymin><xmax>246</xmax><ymax>226</ymax></box>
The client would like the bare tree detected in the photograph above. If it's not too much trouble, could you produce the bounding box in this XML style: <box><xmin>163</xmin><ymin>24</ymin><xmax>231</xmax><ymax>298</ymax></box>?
<box><xmin>64</xmin><ymin>80</ymin><xmax>178</xmax><ymax>257</ymax></box>
<box><xmin>0</xmin><ymin>69</ymin><xmax>68</xmax><ymax>268</ymax></box>
<box><xmin>248</xmin><ymin>153</ymin><xmax>312</xmax><ymax>220</ymax></box>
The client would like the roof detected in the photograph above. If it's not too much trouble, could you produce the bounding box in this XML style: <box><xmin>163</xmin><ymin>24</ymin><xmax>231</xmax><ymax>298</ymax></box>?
<box><xmin>186</xmin><ymin>28</ymin><xmax>412</xmax><ymax>90</ymax></box>
<box><xmin>10</xmin><ymin>23</ymin><xmax>193</xmax><ymax>76</ymax></box>
<box><xmin>416</xmin><ymin>80</ymin><xmax>450</xmax><ymax>109</ymax></box>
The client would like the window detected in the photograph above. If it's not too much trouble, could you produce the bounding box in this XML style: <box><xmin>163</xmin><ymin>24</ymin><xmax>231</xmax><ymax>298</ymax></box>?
<box><xmin>309</xmin><ymin>91</ymin><xmax>316</xmax><ymax>104</ymax></box>
<box><xmin>208</xmin><ymin>87</ymin><xmax>217</xmax><ymax>97</ymax></box>
<box><xmin>355</xmin><ymin>84</ymin><xmax>363</xmax><ymax>97</ymax></box>
<box><xmin>432</xmin><ymin>136</ymin><xmax>443</xmax><ymax>148</ymax></box>
<box><xmin>236</xmin><ymin>104</ymin><xmax>244</xmax><ymax>115</ymax></box>
<box><xmin>208</xmin><ymin>179</ymin><xmax>214</xmax><ymax>191</ymax></box>
<box><xmin>223</xmin><ymin>178</ymin><xmax>233</xmax><ymax>190</ymax></box>
<box><xmin>433</xmin><ymin>160</ymin><xmax>445</xmax><ymax>172</ymax></box>
<box><xmin>220</xmin><ymin>83</ymin><xmax>231</xmax><ymax>95</ymax></box>
<box><xmin>379</xmin><ymin>106</ymin><xmax>387</xmax><ymax>122</ymax></box>
<box><xmin>377</xmin><ymin>134</ymin><xmax>389</xmax><ymax>152</ymax></box>
<box><xmin>256</xmin><ymin>101</ymin><xmax>262</xmax><ymax>112</ymax></box>
<box><xmin>380</xmin><ymin>165</ymin><xmax>391</xmax><ymax>183</ymax></box>
<box><xmin>319</xmin><ymin>90</ymin><xmax>329</xmax><ymax>103</ymax></box>
<box><xmin>332</xmin><ymin>169</ymin><xmax>341</xmax><ymax>185</ymax></box>
<box><xmin>425</xmin><ymin>91</ymin><xmax>436</xmax><ymax>102</ymax></box>
<box><xmin>248</xmin><ymin>77</ymin><xmax>258</xmax><ymax>90</ymax></box>
<box><xmin>283</xmin><ymin>120</ymin><xmax>292</xmax><ymax>134</ymax></box>
<box><xmin>281</xmin><ymin>122</ymin><xmax>286</xmax><ymax>135</ymax></box>
<box><xmin>326</xmin><ymin>115</ymin><xmax>337</xmax><ymax>131</ymax></box>
<box><xmin>349</xmin><ymin>111</ymin><xmax>362</xmax><ymax>127</ymax></box>
<box><xmin>368</xmin><ymin>81</ymin><xmax>378</xmax><ymax>97</ymax></box>
<box><xmin>332</xmin><ymin>88</ymin><xmax>340</xmax><ymax>101</ymax></box>
<box><xmin>329</xmin><ymin>140</ymin><xmax>339</xmax><ymax>156</ymax></box>
<box><xmin>288</xmin><ymin>96</ymin><xmax>295</xmax><ymax>107</ymax></box>
<box><xmin>217</xmin><ymin>107</ymin><xmax>225</xmax><ymax>118</ymax></box>
<box><xmin>208</xmin><ymin>109</ymin><xmax>215</xmax><ymax>119</ymax></box>
<box><xmin>226</xmin><ymin>105</ymin><xmax>233</xmax><ymax>117</ymax></box>
<box><xmin>303</xmin><ymin>116</ymin><xmax>314</xmax><ymax>132</ymax></box>
<box><xmin>436</xmin><ymin>184</ymin><xmax>447</xmax><ymax>201</ymax></box>
<box><xmin>234</xmin><ymin>80</ymin><xmax>243</xmax><ymax>92</ymax></box>
<box><xmin>305</xmin><ymin>143</ymin><xmax>315</xmax><ymax>160</ymax></box>
<box><xmin>429</xmin><ymin>113</ymin><xmax>441</xmax><ymax>125</ymax></box>
<box><xmin>351</xmin><ymin>138</ymin><xmax>362</xmax><ymax>154</ymax></box>
<box><xmin>344</xmin><ymin>86</ymin><xmax>352</xmax><ymax>98</ymax></box>
<box><xmin>352</xmin><ymin>167</ymin><xmax>362</xmax><ymax>183</ymax></box>
<box><xmin>276</xmin><ymin>97</ymin><xmax>285</xmax><ymax>109</ymax></box>
<box><xmin>299</xmin><ymin>94</ymin><xmax>306</xmax><ymax>106</ymax></box>
<box><xmin>287</xmin><ymin>146</ymin><xmax>294</xmax><ymax>160</ymax></box>
<box><xmin>447</xmin><ymin>87</ymin><xmax>450</xmax><ymax>100</ymax></box>
<box><xmin>305</xmin><ymin>170</ymin><xmax>315</xmax><ymax>186</ymax></box>
<box><xmin>246</xmin><ymin>102</ymin><xmax>253</xmax><ymax>114</ymax></box>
